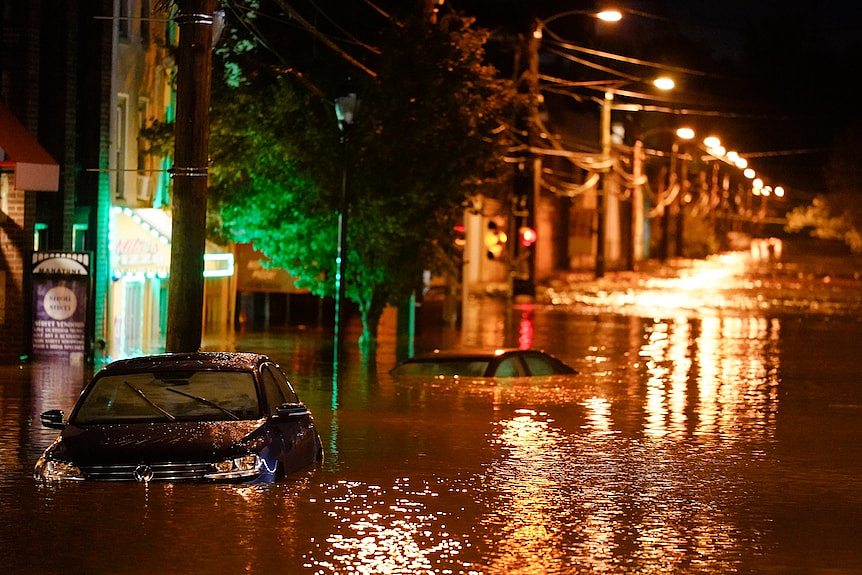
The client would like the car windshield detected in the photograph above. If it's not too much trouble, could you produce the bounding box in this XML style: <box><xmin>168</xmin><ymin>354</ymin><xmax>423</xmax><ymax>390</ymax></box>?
<box><xmin>72</xmin><ymin>370</ymin><xmax>261</xmax><ymax>424</ymax></box>
<box><xmin>391</xmin><ymin>359</ymin><xmax>490</xmax><ymax>377</ymax></box>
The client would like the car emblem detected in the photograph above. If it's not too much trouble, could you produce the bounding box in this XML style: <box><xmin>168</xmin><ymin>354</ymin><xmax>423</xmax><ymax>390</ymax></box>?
<box><xmin>133</xmin><ymin>464</ymin><xmax>154</xmax><ymax>482</ymax></box>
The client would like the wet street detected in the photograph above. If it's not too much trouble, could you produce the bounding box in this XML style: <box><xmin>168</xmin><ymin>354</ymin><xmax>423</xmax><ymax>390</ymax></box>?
<box><xmin>2</xmin><ymin>242</ymin><xmax>862</xmax><ymax>574</ymax></box>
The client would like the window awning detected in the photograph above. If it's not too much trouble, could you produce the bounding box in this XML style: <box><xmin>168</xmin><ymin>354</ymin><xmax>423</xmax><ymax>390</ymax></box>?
<box><xmin>0</xmin><ymin>101</ymin><xmax>59</xmax><ymax>192</ymax></box>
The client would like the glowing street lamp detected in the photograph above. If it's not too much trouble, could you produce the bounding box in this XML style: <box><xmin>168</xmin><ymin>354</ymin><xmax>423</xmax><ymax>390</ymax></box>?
<box><xmin>630</xmin><ymin>124</ymin><xmax>693</xmax><ymax>265</ymax></box>
<box><xmin>521</xmin><ymin>8</ymin><xmax>625</xmax><ymax>292</ymax></box>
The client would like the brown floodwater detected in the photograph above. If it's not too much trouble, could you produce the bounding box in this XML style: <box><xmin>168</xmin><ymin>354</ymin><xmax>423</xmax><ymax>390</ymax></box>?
<box><xmin>2</xmin><ymin>247</ymin><xmax>862</xmax><ymax>574</ymax></box>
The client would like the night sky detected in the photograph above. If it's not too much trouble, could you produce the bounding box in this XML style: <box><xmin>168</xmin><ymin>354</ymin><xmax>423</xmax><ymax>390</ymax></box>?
<box><xmin>447</xmin><ymin>0</ymin><xmax>862</xmax><ymax>200</ymax></box>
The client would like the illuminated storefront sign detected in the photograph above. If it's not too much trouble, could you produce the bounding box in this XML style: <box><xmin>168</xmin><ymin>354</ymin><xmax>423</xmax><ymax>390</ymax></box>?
<box><xmin>109</xmin><ymin>207</ymin><xmax>234</xmax><ymax>278</ymax></box>
<box><xmin>31</xmin><ymin>252</ymin><xmax>91</xmax><ymax>361</ymax></box>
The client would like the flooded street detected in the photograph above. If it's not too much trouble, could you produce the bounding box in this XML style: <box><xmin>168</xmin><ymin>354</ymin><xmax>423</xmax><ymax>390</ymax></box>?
<box><xmin>3</xmin><ymin>245</ymin><xmax>862</xmax><ymax>574</ymax></box>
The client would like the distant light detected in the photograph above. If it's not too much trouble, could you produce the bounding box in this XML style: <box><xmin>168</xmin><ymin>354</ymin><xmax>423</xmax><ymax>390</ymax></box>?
<box><xmin>676</xmin><ymin>127</ymin><xmax>695</xmax><ymax>140</ymax></box>
<box><xmin>753</xmin><ymin>178</ymin><xmax>763</xmax><ymax>189</ymax></box>
<box><xmin>703</xmin><ymin>136</ymin><xmax>721</xmax><ymax>148</ymax></box>
<box><xmin>726</xmin><ymin>151</ymin><xmax>739</xmax><ymax>162</ymax></box>
<box><xmin>596</xmin><ymin>10</ymin><xmax>623</xmax><ymax>22</ymax></box>
<box><xmin>203</xmin><ymin>253</ymin><xmax>235</xmax><ymax>278</ymax></box>
<box><xmin>735</xmin><ymin>157</ymin><xmax>748</xmax><ymax>169</ymax></box>
<box><xmin>519</xmin><ymin>226</ymin><xmax>538</xmax><ymax>247</ymax></box>
<box><xmin>775</xmin><ymin>186</ymin><xmax>785</xmax><ymax>197</ymax></box>
<box><xmin>653</xmin><ymin>76</ymin><xmax>675</xmax><ymax>91</ymax></box>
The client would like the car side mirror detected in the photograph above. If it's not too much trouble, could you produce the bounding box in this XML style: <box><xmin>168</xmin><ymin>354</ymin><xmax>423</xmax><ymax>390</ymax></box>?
<box><xmin>275</xmin><ymin>403</ymin><xmax>309</xmax><ymax>419</ymax></box>
<box><xmin>40</xmin><ymin>409</ymin><xmax>66</xmax><ymax>429</ymax></box>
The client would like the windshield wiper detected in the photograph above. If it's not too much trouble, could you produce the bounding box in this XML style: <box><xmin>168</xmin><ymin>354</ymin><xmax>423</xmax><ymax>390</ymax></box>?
<box><xmin>165</xmin><ymin>387</ymin><xmax>240</xmax><ymax>420</ymax></box>
<box><xmin>124</xmin><ymin>381</ymin><xmax>176</xmax><ymax>420</ymax></box>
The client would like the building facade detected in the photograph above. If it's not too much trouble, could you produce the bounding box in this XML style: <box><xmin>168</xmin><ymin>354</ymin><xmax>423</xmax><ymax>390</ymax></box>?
<box><xmin>0</xmin><ymin>0</ymin><xmax>235</xmax><ymax>364</ymax></box>
<box><xmin>0</xmin><ymin>0</ymin><xmax>112</xmax><ymax>363</ymax></box>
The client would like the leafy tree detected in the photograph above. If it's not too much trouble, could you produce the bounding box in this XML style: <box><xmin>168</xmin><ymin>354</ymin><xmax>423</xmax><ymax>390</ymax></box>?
<box><xmin>785</xmin><ymin>120</ymin><xmax>862</xmax><ymax>254</ymax></box>
<box><xmin>209</xmin><ymin>9</ymin><xmax>520</xmax><ymax>354</ymax></box>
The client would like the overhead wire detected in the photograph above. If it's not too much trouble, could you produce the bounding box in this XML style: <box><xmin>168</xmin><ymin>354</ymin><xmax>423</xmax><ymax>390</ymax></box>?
<box><xmin>270</xmin><ymin>0</ymin><xmax>378</xmax><ymax>78</ymax></box>
<box><xmin>542</xmin><ymin>29</ymin><xmax>722</xmax><ymax>79</ymax></box>
<box><xmin>299</xmin><ymin>0</ymin><xmax>382</xmax><ymax>54</ymax></box>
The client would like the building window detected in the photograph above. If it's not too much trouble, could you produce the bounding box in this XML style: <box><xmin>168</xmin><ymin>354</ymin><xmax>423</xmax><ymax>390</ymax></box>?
<box><xmin>34</xmin><ymin>223</ymin><xmax>48</xmax><ymax>251</ymax></box>
<box><xmin>114</xmin><ymin>94</ymin><xmax>128</xmax><ymax>199</ymax></box>
<box><xmin>0</xmin><ymin>173</ymin><xmax>9</xmax><ymax>222</ymax></box>
<box><xmin>137</xmin><ymin>97</ymin><xmax>151</xmax><ymax>202</ymax></box>
<box><xmin>140</xmin><ymin>0</ymin><xmax>150</xmax><ymax>43</ymax></box>
<box><xmin>118</xmin><ymin>0</ymin><xmax>130</xmax><ymax>40</ymax></box>
<box><xmin>72</xmin><ymin>224</ymin><xmax>88</xmax><ymax>252</ymax></box>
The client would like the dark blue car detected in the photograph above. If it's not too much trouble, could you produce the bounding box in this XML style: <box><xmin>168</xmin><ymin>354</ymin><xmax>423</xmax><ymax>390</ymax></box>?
<box><xmin>35</xmin><ymin>352</ymin><xmax>323</xmax><ymax>483</ymax></box>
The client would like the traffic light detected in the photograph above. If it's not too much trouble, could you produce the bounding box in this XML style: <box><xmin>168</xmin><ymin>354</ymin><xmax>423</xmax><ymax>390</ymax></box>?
<box><xmin>453</xmin><ymin>223</ymin><xmax>466</xmax><ymax>250</ymax></box>
<box><xmin>484</xmin><ymin>220</ymin><xmax>507</xmax><ymax>260</ymax></box>
<box><xmin>518</xmin><ymin>225</ymin><xmax>537</xmax><ymax>248</ymax></box>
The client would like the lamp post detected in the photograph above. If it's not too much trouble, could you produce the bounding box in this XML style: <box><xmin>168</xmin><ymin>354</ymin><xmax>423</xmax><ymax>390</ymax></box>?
<box><xmin>597</xmin><ymin>78</ymin><xmax>675</xmax><ymax>276</ymax></box>
<box><xmin>333</xmin><ymin>92</ymin><xmax>358</xmax><ymax>372</ymax></box>
<box><xmin>522</xmin><ymin>9</ymin><xmax>623</xmax><ymax>289</ymax></box>
<box><xmin>596</xmin><ymin>89</ymin><xmax>614</xmax><ymax>278</ymax></box>
<box><xmin>528</xmin><ymin>9</ymin><xmax>678</xmax><ymax>278</ymax></box>
<box><xmin>633</xmin><ymin>125</ymin><xmax>692</xmax><ymax>264</ymax></box>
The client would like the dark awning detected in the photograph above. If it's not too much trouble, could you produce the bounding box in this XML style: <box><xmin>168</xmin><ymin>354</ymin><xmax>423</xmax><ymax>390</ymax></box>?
<box><xmin>0</xmin><ymin>101</ymin><xmax>59</xmax><ymax>191</ymax></box>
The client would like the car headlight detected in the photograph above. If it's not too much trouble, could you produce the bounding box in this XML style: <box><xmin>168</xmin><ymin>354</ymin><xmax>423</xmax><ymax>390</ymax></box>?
<box><xmin>204</xmin><ymin>454</ymin><xmax>262</xmax><ymax>479</ymax></box>
<box><xmin>34</xmin><ymin>456</ymin><xmax>84</xmax><ymax>481</ymax></box>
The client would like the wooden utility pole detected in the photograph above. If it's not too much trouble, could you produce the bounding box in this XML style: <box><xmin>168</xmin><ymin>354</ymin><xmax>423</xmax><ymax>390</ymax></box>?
<box><xmin>165</xmin><ymin>0</ymin><xmax>215</xmax><ymax>352</ymax></box>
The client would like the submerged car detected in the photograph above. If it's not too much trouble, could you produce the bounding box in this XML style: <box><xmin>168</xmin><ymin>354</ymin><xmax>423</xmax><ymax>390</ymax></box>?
<box><xmin>35</xmin><ymin>352</ymin><xmax>323</xmax><ymax>483</ymax></box>
<box><xmin>390</xmin><ymin>348</ymin><xmax>577</xmax><ymax>378</ymax></box>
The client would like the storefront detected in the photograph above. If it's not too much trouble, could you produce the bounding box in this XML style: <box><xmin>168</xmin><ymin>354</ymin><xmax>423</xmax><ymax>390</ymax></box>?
<box><xmin>108</xmin><ymin>207</ymin><xmax>234</xmax><ymax>359</ymax></box>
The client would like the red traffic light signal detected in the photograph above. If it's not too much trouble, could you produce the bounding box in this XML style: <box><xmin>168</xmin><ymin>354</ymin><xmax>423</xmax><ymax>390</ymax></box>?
<box><xmin>518</xmin><ymin>226</ymin><xmax>537</xmax><ymax>247</ymax></box>
<box><xmin>453</xmin><ymin>223</ymin><xmax>466</xmax><ymax>249</ymax></box>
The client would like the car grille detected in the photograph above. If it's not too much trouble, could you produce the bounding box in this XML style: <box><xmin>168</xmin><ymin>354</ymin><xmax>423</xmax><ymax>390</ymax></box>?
<box><xmin>80</xmin><ymin>461</ymin><xmax>214</xmax><ymax>482</ymax></box>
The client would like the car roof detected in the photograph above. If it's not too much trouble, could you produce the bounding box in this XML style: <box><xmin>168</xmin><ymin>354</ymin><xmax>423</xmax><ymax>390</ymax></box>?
<box><xmin>99</xmin><ymin>352</ymin><xmax>270</xmax><ymax>375</ymax></box>
<box><xmin>405</xmin><ymin>348</ymin><xmax>532</xmax><ymax>361</ymax></box>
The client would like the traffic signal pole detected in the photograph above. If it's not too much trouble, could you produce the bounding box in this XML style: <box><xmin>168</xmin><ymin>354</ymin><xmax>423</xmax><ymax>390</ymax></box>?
<box><xmin>512</xmin><ymin>24</ymin><xmax>541</xmax><ymax>299</ymax></box>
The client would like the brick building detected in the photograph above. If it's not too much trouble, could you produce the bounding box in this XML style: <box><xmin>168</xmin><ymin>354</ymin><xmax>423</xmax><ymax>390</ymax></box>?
<box><xmin>0</xmin><ymin>0</ymin><xmax>112</xmax><ymax>363</ymax></box>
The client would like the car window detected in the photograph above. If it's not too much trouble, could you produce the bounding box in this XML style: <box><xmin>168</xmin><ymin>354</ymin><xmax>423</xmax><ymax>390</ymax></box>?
<box><xmin>523</xmin><ymin>353</ymin><xmax>559</xmax><ymax>376</ymax></box>
<box><xmin>494</xmin><ymin>357</ymin><xmax>523</xmax><ymax>377</ymax></box>
<box><xmin>73</xmin><ymin>370</ymin><xmax>260</xmax><ymax>423</ymax></box>
<box><xmin>392</xmin><ymin>360</ymin><xmax>490</xmax><ymax>377</ymax></box>
<box><xmin>263</xmin><ymin>364</ymin><xmax>300</xmax><ymax>404</ymax></box>
<box><xmin>260</xmin><ymin>366</ymin><xmax>288</xmax><ymax>414</ymax></box>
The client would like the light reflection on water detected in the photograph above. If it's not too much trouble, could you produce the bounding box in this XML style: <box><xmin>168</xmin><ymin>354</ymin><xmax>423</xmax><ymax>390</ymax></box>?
<box><xmin>2</xmin><ymin>250</ymin><xmax>862</xmax><ymax>573</ymax></box>
<box><xmin>304</xmin><ymin>478</ymin><xmax>476</xmax><ymax>575</ymax></box>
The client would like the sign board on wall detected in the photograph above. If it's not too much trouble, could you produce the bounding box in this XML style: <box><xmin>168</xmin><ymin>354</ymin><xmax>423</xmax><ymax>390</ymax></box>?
<box><xmin>31</xmin><ymin>252</ymin><xmax>91</xmax><ymax>361</ymax></box>
<box><xmin>235</xmin><ymin>243</ymin><xmax>308</xmax><ymax>294</ymax></box>
<box><xmin>110</xmin><ymin>208</ymin><xmax>171</xmax><ymax>277</ymax></box>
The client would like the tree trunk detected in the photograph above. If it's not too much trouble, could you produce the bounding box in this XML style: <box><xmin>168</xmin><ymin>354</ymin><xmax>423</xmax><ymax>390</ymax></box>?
<box><xmin>357</xmin><ymin>291</ymin><xmax>385</xmax><ymax>362</ymax></box>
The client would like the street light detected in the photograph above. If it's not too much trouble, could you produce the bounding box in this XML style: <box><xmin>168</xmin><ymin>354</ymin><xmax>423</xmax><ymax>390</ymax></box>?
<box><xmin>631</xmin><ymin>125</ymin><xmax>693</xmax><ymax>266</ymax></box>
<box><xmin>597</xmin><ymin>76</ymin><xmax>675</xmax><ymax>276</ymax></box>
<box><xmin>527</xmin><ymin>8</ymin><xmax>674</xmax><ymax>279</ymax></box>
<box><xmin>517</xmin><ymin>9</ymin><xmax>624</xmax><ymax>295</ymax></box>
<box><xmin>333</xmin><ymin>91</ymin><xmax>358</xmax><ymax>373</ymax></box>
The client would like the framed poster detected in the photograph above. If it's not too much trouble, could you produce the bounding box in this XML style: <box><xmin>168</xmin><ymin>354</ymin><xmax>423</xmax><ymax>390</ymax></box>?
<box><xmin>31</xmin><ymin>252</ymin><xmax>91</xmax><ymax>361</ymax></box>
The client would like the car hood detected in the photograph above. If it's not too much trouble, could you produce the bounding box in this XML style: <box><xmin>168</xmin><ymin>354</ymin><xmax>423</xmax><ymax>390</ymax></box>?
<box><xmin>50</xmin><ymin>420</ymin><xmax>266</xmax><ymax>465</ymax></box>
